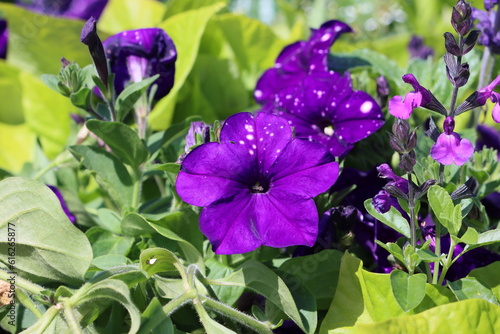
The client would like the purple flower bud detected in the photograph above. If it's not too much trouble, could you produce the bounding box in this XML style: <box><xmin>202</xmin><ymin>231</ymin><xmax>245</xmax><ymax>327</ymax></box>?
<box><xmin>372</xmin><ymin>190</ymin><xmax>391</xmax><ymax>213</ymax></box>
<box><xmin>443</xmin><ymin>116</ymin><xmax>455</xmax><ymax>134</ymax></box>
<box><xmin>81</xmin><ymin>17</ymin><xmax>108</xmax><ymax>88</ymax></box>
<box><xmin>15</xmin><ymin>0</ymin><xmax>108</xmax><ymax>21</ymax></box>
<box><xmin>102</xmin><ymin>28</ymin><xmax>177</xmax><ymax>99</ymax></box>
<box><xmin>0</xmin><ymin>19</ymin><xmax>7</xmax><ymax>59</ymax></box>
<box><xmin>399</xmin><ymin>151</ymin><xmax>416</xmax><ymax>173</ymax></box>
<box><xmin>444</xmin><ymin>32</ymin><xmax>461</xmax><ymax>56</ymax></box>
<box><xmin>407</xmin><ymin>129</ymin><xmax>418</xmax><ymax>151</ymax></box>
<box><xmin>376</xmin><ymin>76</ymin><xmax>390</xmax><ymax>97</ymax></box>
<box><xmin>452</xmin><ymin>0</ymin><xmax>473</xmax><ymax>36</ymax></box>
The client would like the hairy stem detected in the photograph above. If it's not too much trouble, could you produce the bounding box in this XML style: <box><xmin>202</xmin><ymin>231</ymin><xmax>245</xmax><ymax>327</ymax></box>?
<box><xmin>407</xmin><ymin>173</ymin><xmax>417</xmax><ymax>249</ymax></box>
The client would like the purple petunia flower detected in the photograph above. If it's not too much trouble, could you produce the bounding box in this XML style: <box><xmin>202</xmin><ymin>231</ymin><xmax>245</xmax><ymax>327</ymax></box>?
<box><xmin>175</xmin><ymin>112</ymin><xmax>339</xmax><ymax>254</ymax></box>
<box><xmin>476</xmin><ymin>124</ymin><xmax>500</xmax><ymax>218</ymax></box>
<box><xmin>430</xmin><ymin>117</ymin><xmax>474</xmax><ymax>166</ymax></box>
<box><xmin>15</xmin><ymin>0</ymin><xmax>108</xmax><ymax>21</ymax></box>
<box><xmin>46</xmin><ymin>185</ymin><xmax>76</xmax><ymax>224</ymax></box>
<box><xmin>0</xmin><ymin>19</ymin><xmax>7</xmax><ymax>59</ymax></box>
<box><xmin>262</xmin><ymin>72</ymin><xmax>385</xmax><ymax>157</ymax></box>
<box><xmin>102</xmin><ymin>28</ymin><xmax>177</xmax><ymax>99</ymax></box>
<box><xmin>254</xmin><ymin>20</ymin><xmax>352</xmax><ymax>104</ymax></box>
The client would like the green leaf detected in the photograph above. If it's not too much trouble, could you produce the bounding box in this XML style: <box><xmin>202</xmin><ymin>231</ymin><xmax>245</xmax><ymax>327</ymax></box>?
<box><xmin>146</xmin><ymin>163</ymin><xmax>181</xmax><ymax>174</ymax></box>
<box><xmin>0</xmin><ymin>123</ymin><xmax>36</xmax><ymax>173</ymax></box>
<box><xmin>278</xmin><ymin>250</ymin><xmax>342</xmax><ymax>310</ymax></box>
<box><xmin>73</xmin><ymin>279</ymin><xmax>141</xmax><ymax>334</ymax></box>
<box><xmin>164</xmin><ymin>0</ymin><xmax>227</xmax><ymax>18</ymax></box>
<box><xmin>121</xmin><ymin>213</ymin><xmax>156</xmax><ymax>237</ymax></box>
<box><xmin>98</xmin><ymin>0</ymin><xmax>167</xmax><ymax>33</ymax></box>
<box><xmin>205</xmin><ymin>258</ymin><xmax>245</xmax><ymax>306</ymax></box>
<box><xmin>468</xmin><ymin>262</ymin><xmax>500</xmax><ymax>302</ymax></box>
<box><xmin>69</xmin><ymin>145</ymin><xmax>134</xmax><ymax>207</ymax></box>
<box><xmin>350</xmin><ymin>299</ymin><xmax>500</xmax><ymax>334</ymax></box>
<box><xmin>150</xmin><ymin>2</ymin><xmax>225</xmax><ymax>129</ymax></box>
<box><xmin>0</xmin><ymin>62</ymin><xmax>24</xmax><ymax>125</ymax></box>
<box><xmin>390</xmin><ymin>270</ymin><xmax>427</xmax><ymax>312</ymax></box>
<box><xmin>153</xmin><ymin>276</ymin><xmax>185</xmax><ymax>299</ymax></box>
<box><xmin>428</xmin><ymin>185</ymin><xmax>458</xmax><ymax>235</ymax></box>
<box><xmin>376</xmin><ymin>241</ymin><xmax>405</xmax><ymax>264</ymax></box>
<box><xmin>147</xmin><ymin>115</ymin><xmax>201</xmax><ymax>154</ymax></box>
<box><xmin>115</xmin><ymin>75</ymin><xmax>159</xmax><ymax>121</ymax></box>
<box><xmin>147</xmin><ymin>212</ymin><xmax>205</xmax><ymax>273</ymax></box>
<box><xmin>448</xmin><ymin>277</ymin><xmax>499</xmax><ymax>305</ymax></box>
<box><xmin>137</xmin><ymin>297</ymin><xmax>174</xmax><ymax>334</ymax></box>
<box><xmin>460</xmin><ymin>227</ymin><xmax>479</xmax><ymax>245</ymax></box>
<box><xmin>364</xmin><ymin>199</ymin><xmax>411</xmax><ymax>238</ymax></box>
<box><xmin>208</xmin><ymin>259</ymin><xmax>316</xmax><ymax>334</ymax></box>
<box><xmin>85</xmin><ymin>120</ymin><xmax>149</xmax><ymax>170</ymax></box>
<box><xmin>90</xmin><ymin>254</ymin><xmax>130</xmax><ymax>271</ymax></box>
<box><xmin>21</xmin><ymin>72</ymin><xmax>74</xmax><ymax>158</ymax></box>
<box><xmin>69</xmin><ymin>87</ymin><xmax>91</xmax><ymax>110</ymax></box>
<box><xmin>476</xmin><ymin>229</ymin><xmax>500</xmax><ymax>246</ymax></box>
<box><xmin>139</xmin><ymin>247</ymin><xmax>180</xmax><ymax>276</ymax></box>
<box><xmin>96</xmin><ymin>208</ymin><xmax>122</xmax><ymax>235</ymax></box>
<box><xmin>0</xmin><ymin>177</ymin><xmax>92</xmax><ymax>284</ymax></box>
<box><xmin>86</xmin><ymin>227</ymin><xmax>134</xmax><ymax>257</ymax></box>
<box><xmin>0</xmin><ymin>3</ymin><xmax>90</xmax><ymax>77</ymax></box>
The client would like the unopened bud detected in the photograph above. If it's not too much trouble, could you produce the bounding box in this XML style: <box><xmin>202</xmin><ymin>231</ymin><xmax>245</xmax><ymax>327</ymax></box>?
<box><xmin>451</xmin><ymin>0</ymin><xmax>472</xmax><ymax>36</ymax></box>
<box><xmin>407</xmin><ymin>129</ymin><xmax>418</xmax><ymax>151</ymax></box>
<box><xmin>399</xmin><ymin>151</ymin><xmax>416</xmax><ymax>173</ymax></box>
<box><xmin>444</xmin><ymin>32</ymin><xmax>461</xmax><ymax>56</ymax></box>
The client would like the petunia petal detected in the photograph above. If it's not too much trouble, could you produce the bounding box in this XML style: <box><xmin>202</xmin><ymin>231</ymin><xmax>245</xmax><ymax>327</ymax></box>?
<box><xmin>255</xmin><ymin>194</ymin><xmax>319</xmax><ymax>248</ymax></box>
<box><xmin>430</xmin><ymin>132</ymin><xmax>474</xmax><ymax>166</ymax></box>
<box><xmin>270</xmin><ymin>138</ymin><xmax>338</xmax><ymax>198</ymax></box>
<box><xmin>334</xmin><ymin>91</ymin><xmax>384</xmax><ymax>143</ymax></box>
<box><xmin>200</xmin><ymin>193</ymin><xmax>263</xmax><ymax>254</ymax></box>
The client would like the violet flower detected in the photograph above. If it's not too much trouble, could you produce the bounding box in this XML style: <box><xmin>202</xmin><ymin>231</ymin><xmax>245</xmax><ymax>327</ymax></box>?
<box><xmin>262</xmin><ymin>72</ymin><xmax>384</xmax><ymax>157</ymax></box>
<box><xmin>430</xmin><ymin>117</ymin><xmax>474</xmax><ymax>166</ymax></box>
<box><xmin>46</xmin><ymin>185</ymin><xmax>76</xmax><ymax>224</ymax></box>
<box><xmin>408</xmin><ymin>35</ymin><xmax>435</xmax><ymax>60</ymax></box>
<box><xmin>175</xmin><ymin>112</ymin><xmax>339</xmax><ymax>254</ymax></box>
<box><xmin>254</xmin><ymin>20</ymin><xmax>352</xmax><ymax>104</ymax></box>
<box><xmin>15</xmin><ymin>0</ymin><xmax>108</xmax><ymax>21</ymax></box>
<box><xmin>0</xmin><ymin>19</ymin><xmax>7</xmax><ymax>59</ymax></box>
<box><xmin>476</xmin><ymin>124</ymin><xmax>500</xmax><ymax>219</ymax></box>
<box><xmin>102</xmin><ymin>28</ymin><xmax>177</xmax><ymax>99</ymax></box>
<box><xmin>472</xmin><ymin>3</ymin><xmax>500</xmax><ymax>54</ymax></box>
<box><xmin>388</xmin><ymin>74</ymin><xmax>436</xmax><ymax>119</ymax></box>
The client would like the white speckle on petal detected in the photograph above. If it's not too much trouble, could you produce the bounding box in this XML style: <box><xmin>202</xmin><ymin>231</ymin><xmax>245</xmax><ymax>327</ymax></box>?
<box><xmin>245</xmin><ymin>124</ymin><xmax>254</xmax><ymax>132</ymax></box>
<box><xmin>249</xmin><ymin>150</ymin><xmax>254</xmax><ymax>155</ymax></box>
<box><xmin>246</xmin><ymin>134</ymin><xmax>254</xmax><ymax>140</ymax></box>
<box><xmin>321</xmin><ymin>33</ymin><xmax>331</xmax><ymax>42</ymax></box>
<box><xmin>239</xmin><ymin>140</ymin><xmax>245</xmax><ymax>145</ymax></box>
<box><xmin>255</xmin><ymin>90</ymin><xmax>262</xmax><ymax>98</ymax></box>
<box><xmin>360</xmin><ymin>101</ymin><xmax>373</xmax><ymax>113</ymax></box>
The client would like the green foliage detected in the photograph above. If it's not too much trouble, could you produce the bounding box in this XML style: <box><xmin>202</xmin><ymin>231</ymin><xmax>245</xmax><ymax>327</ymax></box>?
<box><xmin>390</xmin><ymin>270</ymin><xmax>427</xmax><ymax>312</ymax></box>
<box><xmin>85</xmin><ymin>120</ymin><xmax>149</xmax><ymax>170</ymax></box>
<box><xmin>0</xmin><ymin>177</ymin><xmax>92</xmax><ymax>284</ymax></box>
<box><xmin>427</xmin><ymin>185</ymin><xmax>461</xmax><ymax>235</ymax></box>
<box><xmin>364</xmin><ymin>199</ymin><xmax>411</xmax><ymax>238</ymax></box>
<box><xmin>349</xmin><ymin>299</ymin><xmax>500</xmax><ymax>334</ymax></box>
<box><xmin>150</xmin><ymin>2</ymin><xmax>226</xmax><ymax>129</ymax></box>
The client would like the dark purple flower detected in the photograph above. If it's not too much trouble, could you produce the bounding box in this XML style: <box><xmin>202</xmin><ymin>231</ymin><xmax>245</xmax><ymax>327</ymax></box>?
<box><xmin>263</xmin><ymin>72</ymin><xmax>384</xmax><ymax>157</ymax></box>
<box><xmin>430</xmin><ymin>117</ymin><xmax>474</xmax><ymax>166</ymax></box>
<box><xmin>15</xmin><ymin>0</ymin><xmax>108</xmax><ymax>21</ymax></box>
<box><xmin>377</xmin><ymin>163</ymin><xmax>409</xmax><ymax>194</ymax></box>
<box><xmin>408</xmin><ymin>35</ymin><xmax>435</xmax><ymax>60</ymax></box>
<box><xmin>0</xmin><ymin>19</ymin><xmax>7</xmax><ymax>59</ymax></box>
<box><xmin>46</xmin><ymin>185</ymin><xmax>76</xmax><ymax>224</ymax></box>
<box><xmin>254</xmin><ymin>20</ymin><xmax>352</xmax><ymax>104</ymax></box>
<box><xmin>476</xmin><ymin>124</ymin><xmax>500</xmax><ymax>159</ymax></box>
<box><xmin>472</xmin><ymin>5</ymin><xmax>500</xmax><ymax>53</ymax></box>
<box><xmin>175</xmin><ymin>112</ymin><xmax>339</xmax><ymax>254</ymax></box>
<box><xmin>102</xmin><ymin>28</ymin><xmax>177</xmax><ymax>99</ymax></box>
<box><xmin>372</xmin><ymin>190</ymin><xmax>391</xmax><ymax>214</ymax></box>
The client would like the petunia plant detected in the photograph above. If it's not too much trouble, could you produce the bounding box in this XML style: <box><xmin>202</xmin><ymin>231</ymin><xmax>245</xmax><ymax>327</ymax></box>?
<box><xmin>1</xmin><ymin>0</ymin><xmax>500</xmax><ymax>334</ymax></box>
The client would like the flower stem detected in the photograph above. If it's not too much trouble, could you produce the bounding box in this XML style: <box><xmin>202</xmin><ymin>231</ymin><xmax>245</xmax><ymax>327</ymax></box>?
<box><xmin>0</xmin><ymin>269</ymin><xmax>45</xmax><ymax>295</ymax></box>
<box><xmin>407</xmin><ymin>173</ymin><xmax>417</xmax><ymax>249</ymax></box>
<box><xmin>200</xmin><ymin>295</ymin><xmax>273</xmax><ymax>334</ymax></box>
<box><xmin>63</xmin><ymin>302</ymin><xmax>83</xmax><ymax>334</ymax></box>
<box><xmin>16</xmin><ymin>288</ymin><xmax>43</xmax><ymax>319</ymax></box>
<box><xmin>437</xmin><ymin>237</ymin><xmax>456</xmax><ymax>285</ymax></box>
<box><xmin>432</xmin><ymin>221</ymin><xmax>442</xmax><ymax>285</ymax></box>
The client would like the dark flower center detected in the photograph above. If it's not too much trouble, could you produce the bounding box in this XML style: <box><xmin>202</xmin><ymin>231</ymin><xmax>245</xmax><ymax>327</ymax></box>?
<box><xmin>250</xmin><ymin>180</ymin><xmax>270</xmax><ymax>193</ymax></box>
<box><xmin>316</xmin><ymin>118</ymin><xmax>335</xmax><ymax>136</ymax></box>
